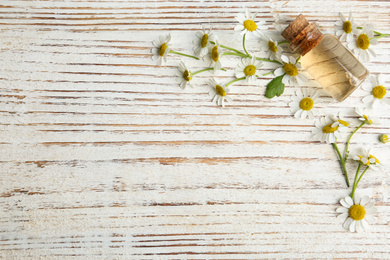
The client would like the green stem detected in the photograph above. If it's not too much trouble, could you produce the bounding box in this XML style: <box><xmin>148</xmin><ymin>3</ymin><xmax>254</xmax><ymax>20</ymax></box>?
<box><xmin>169</xmin><ymin>50</ymin><xmax>199</xmax><ymax>60</ymax></box>
<box><xmin>278</xmin><ymin>40</ymin><xmax>289</xmax><ymax>45</ymax></box>
<box><xmin>243</xmin><ymin>34</ymin><xmax>251</xmax><ymax>58</ymax></box>
<box><xmin>255</xmin><ymin>57</ymin><xmax>282</xmax><ymax>64</ymax></box>
<box><xmin>350</xmin><ymin>164</ymin><xmax>362</xmax><ymax>199</ymax></box>
<box><xmin>355</xmin><ymin>166</ymin><xmax>369</xmax><ymax>188</ymax></box>
<box><xmin>191</xmin><ymin>68</ymin><xmax>226</xmax><ymax>76</ymax></box>
<box><xmin>333</xmin><ymin>142</ymin><xmax>350</xmax><ymax>187</ymax></box>
<box><xmin>344</xmin><ymin>122</ymin><xmax>365</xmax><ymax>162</ymax></box>
<box><xmin>262</xmin><ymin>71</ymin><xmax>274</xmax><ymax>76</ymax></box>
<box><xmin>373</xmin><ymin>34</ymin><xmax>390</xmax><ymax>40</ymax></box>
<box><xmin>356</xmin><ymin>27</ymin><xmax>390</xmax><ymax>38</ymax></box>
<box><xmin>222</xmin><ymin>52</ymin><xmax>247</xmax><ymax>58</ymax></box>
<box><xmin>209</xmin><ymin>41</ymin><xmax>245</xmax><ymax>55</ymax></box>
<box><xmin>226</xmin><ymin>77</ymin><xmax>246</xmax><ymax>87</ymax></box>
<box><xmin>223</xmin><ymin>52</ymin><xmax>282</xmax><ymax>65</ymax></box>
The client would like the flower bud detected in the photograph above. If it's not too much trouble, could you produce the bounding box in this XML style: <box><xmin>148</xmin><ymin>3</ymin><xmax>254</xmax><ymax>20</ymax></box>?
<box><xmin>379</xmin><ymin>134</ymin><xmax>389</xmax><ymax>144</ymax></box>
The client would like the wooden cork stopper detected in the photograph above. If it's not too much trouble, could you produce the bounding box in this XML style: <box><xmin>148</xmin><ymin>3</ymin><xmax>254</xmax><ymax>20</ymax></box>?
<box><xmin>282</xmin><ymin>14</ymin><xmax>323</xmax><ymax>56</ymax></box>
<box><xmin>281</xmin><ymin>14</ymin><xmax>309</xmax><ymax>42</ymax></box>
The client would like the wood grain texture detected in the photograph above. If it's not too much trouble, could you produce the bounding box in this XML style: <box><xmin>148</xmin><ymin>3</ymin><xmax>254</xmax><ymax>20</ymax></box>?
<box><xmin>0</xmin><ymin>0</ymin><xmax>390</xmax><ymax>258</ymax></box>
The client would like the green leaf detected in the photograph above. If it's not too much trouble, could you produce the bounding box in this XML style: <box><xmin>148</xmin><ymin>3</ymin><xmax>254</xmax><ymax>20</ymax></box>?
<box><xmin>265</xmin><ymin>74</ymin><xmax>285</xmax><ymax>99</ymax></box>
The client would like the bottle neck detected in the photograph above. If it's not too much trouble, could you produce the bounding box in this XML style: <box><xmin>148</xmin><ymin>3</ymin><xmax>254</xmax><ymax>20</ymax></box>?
<box><xmin>288</xmin><ymin>23</ymin><xmax>323</xmax><ymax>56</ymax></box>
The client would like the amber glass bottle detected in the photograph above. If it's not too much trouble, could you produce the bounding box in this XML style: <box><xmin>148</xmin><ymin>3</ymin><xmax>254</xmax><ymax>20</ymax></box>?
<box><xmin>282</xmin><ymin>15</ymin><xmax>369</xmax><ymax>102</ymax></box>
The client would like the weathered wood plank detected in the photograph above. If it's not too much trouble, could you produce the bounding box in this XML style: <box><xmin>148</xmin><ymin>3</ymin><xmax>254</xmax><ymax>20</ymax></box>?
<box><xmin>0</xmin><ymin>0</ymin><xmax>390</xmax><ymax>258</ymax></box>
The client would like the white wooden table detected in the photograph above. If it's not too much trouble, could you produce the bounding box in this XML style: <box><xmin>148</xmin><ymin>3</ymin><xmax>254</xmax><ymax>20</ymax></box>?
<box><xmin>1</xmin><ymin>0</ymin><xmax>390</xmax><ymax>258</ymax></box>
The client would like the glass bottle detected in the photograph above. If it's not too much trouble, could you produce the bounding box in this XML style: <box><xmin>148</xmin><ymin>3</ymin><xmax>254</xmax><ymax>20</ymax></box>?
<box><xmin>282</xmin><ymin>14</ymin><xmax>369</xmax><ymax>102</ymax></box>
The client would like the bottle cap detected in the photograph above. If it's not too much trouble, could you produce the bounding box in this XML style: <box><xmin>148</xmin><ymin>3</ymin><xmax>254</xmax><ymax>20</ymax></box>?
<box><xmin>282</xmin><ymin>14</ymin><xmax>323</xmax><ymax>56</ymax></box>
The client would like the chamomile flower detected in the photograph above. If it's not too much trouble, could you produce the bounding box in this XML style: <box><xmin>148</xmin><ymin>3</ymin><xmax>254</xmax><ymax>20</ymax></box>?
<box><xmin>274</xmin><ymin>55</ymin><xmax>308</xmax><ymax>86</ymax></box>
<box><xmin>259</xmin><ymin>35</ymin><xmax>282</xmax><ymax>60</ymax></box>
<box><xmin>312</xmin><ymin>115</ymin><xmax>346</xmax><ymax>143</ymax></box>
<box><xmin>355</xmin><ymin>107</ymin><xmax>381</xmax><ymax>125</ymax></box>
<box><xmin>208</xmin><ymin>78</ymin><xmax>232</xmax><ymax>107</ymax></box>
<box><xmin>176</xmin><ymin>62</ymin><xmax>193</xmax><ymax>89</ymax></box>
<box><xmin>235</xmin><ymin>56</ymin><xmax>262</xmax><ymax>83</ymax></box>
<box><xmin>379</xmin><ymin>134</ymin><xmax>389</xmax><ymax>144</ymax></box>
<box><xmin>337</xmin><ymin>194</ymin><xmax>377</xmax><ymax>233</ymax></box>
<box><xmin>234</xmin><ymin>9</ymin><xmax>268</xmax><ymax>38</ymax></box>
<box><xmin>289</xmin><ymin>88</ymin><xmax>320</xmax><ymax>120</ymax></box>
<box><xmin>335</xmin><ymin>12</ymin><xmax>358</xmax><ymax>42</ymax></box>
<box><xmin>204</xmin><ymin>39</ymin><xmax>222</xmax><ymax>75</ymax></box>
<box><xmin>193</xmin><ymin>25</ymin><xmax>214</xmax><ymax>58</ymax></box>
<box><xmin>352</xmin><ymin>147</ymin><xmax>383</xmax><ymax>171</ymax></box>
<box><xmin>362</xmin><ymin>74</ymin><xmax>390</xmax><ymax>108</ymax></box>
<box><xmin>151</xmin><ymin>34</ymin><xmax>171</xmax><ymax>66</ymax></box>
<box><xmin>348</xmin><ymin>23</ymin><xmax>378</xmax><ymax>62</ymax></box>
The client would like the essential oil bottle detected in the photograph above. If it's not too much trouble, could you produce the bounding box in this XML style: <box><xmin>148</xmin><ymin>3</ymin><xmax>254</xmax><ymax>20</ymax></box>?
<box><xmin>282</xmin><ymin>14</ymin><xmax>369</xmax><ymax>102</ymax></box>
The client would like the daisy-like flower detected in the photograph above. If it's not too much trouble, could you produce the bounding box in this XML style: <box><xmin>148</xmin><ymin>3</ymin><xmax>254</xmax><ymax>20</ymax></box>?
<box><xmin>274</xmin><ymin>55</ymin><xmax>308</xmax><ymax>86</ymax></box>
<box><xmin>234</xmin><ymin>10</ymin><xmax>268</xmax><ymax>38</ymax></box>
<box><xmin>259</xmin><ymin>35</ymin><xmax>282</xmax><ymax>60</ymax></box>
<box><xmin>352</xmin><ymin>147</ymin><xmax>383</xmax><ymax>171</ymax></box>
<box><xmin>176</xmin><ymin>62</ymin><xmax>193</xmax><ymax>89</ymax></box>
<box><xmin>208</xmin><ymin>78</ymin><xmax>232</xmax><ymax>107</ymax></box>
<box><xmin>235</xmin><ymin>56</ymin><xmax>262</xmax><ymax>83</ymax></box>
<box><xmin>348</xmin><ymin>23</ymin><xmax>378</xmax><ymax>62</ymax></box>
<box><xmin>289</xmin><ymin>88</ymin><xmax>320</xmax><ymax>120</ymax></box>
<box><xmin>355</xmin><ymin>107</ymin><xmax>381</xmax><ymax>125</ymax></box>
<box><xmin>335</xmin><ymin>12</ymin><xmax>358</xmax><ymax>42</ymax></box>
<box><xmin>204</xmin><ymin>39</ymin><xmax>222</xmax><ymax>75</ymax></box>
<box><xmin>193</xmin><ymin>25</ymin><xmax>214</xmax><ymax>58</ymax></box>
<box><xmin>379</xmin><ymin>134</ymin><xmax>389</xmax><ymax>144</ymax></box>
<box><xmin>337</xmin><ymin>194</ymin><xmax>377</xmax><ymax>233</ymax></box>
<box><xmin>151</xmin><ymin>34</ymin><xmax>171</xmax><ymax>66</ymax></box>
<box><xmin>312</xmin><ymin>115</ymin><xmax>347</xmax><ymax>143</ymax></box>
<box><xmin>362</xmin><ymin>74</ymin><xmax>390</xmax><ymax>108</ymax></box>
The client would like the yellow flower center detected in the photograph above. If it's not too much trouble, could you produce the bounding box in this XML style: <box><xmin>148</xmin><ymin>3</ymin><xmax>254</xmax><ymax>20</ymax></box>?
<box><xmin>369</xmin><ymin>154</ymin><xmax>380</xmax><ymax>164</ymax></box>
<box><xmin>283</xmin><ymin>63</ymin><xmax>298</xmax><ymax>76</ymax></box>
<box><xmin>358</xmin><ymin>155</ymin><xmax>370</xmax><ymax>166</ymax></box>
<box><xmin>343</xmin><ymin>21</ymin><xmax>353</xmax><ymax>34</ymax></box>
<box><xmin>372</xmin><ymin>85</ymin><xmax>386</xmax><ymax>99</ymax></box>
<box><xmin>357</xmin><ymin>34</ymin><xmax>370</xmax><ymax>50</ymax></box>
<box><xmin>338</xmin><ymin>119</ymin><xmax>349</xmax><ymax>127</ymax></box>
<box><xmin>244</xmin><ymin>65</ymin><xmax>256</xmax><ymax>76</ymax></box>
<box><xmin>243</xmin><ymin>20</ymin><xmax>257</xmax><ymax>32</ymax></box>
<box><xmin>212</xmin><ymin>46</ymin><xmax>219</xmax><ymax>62</ymax></box>
<box><xmin>363</xmin><ymin>115</ymin><xmax>373</xmax><ymax>125</ymax></box>
<box><xmin>380</xmin><ymin>134</ymin><xmax>389</xmax><ymax>144</ymax></box>
<box><xmin>299</xmin><ymin>97</ymin><xmax>314</xmax><ymax>111</ymax></box>
<box><xmin>159</xmin><ymin>43</ymin><xmax>168</xmax><ymax>57</ymax></box>
<box><xmin>216</xmin><ymin>85</ymin><xmax>226</xmax><ymax>97</ymax></box>
<box><xmin>183</xmin><ymin>70</ymin><xmax>191</xmax><ymax>82</ymax></box>
<box><xmin>268</xmin><ymin>41</ymin><xmax>278</xmax><ymax>53</ymax></box>
<box><xmin>201</xmin><ymin>34</ymin><xmax>209</xmax><ymax>48</ymax></box>
<box><xmin>322</xmin><ymin>124</ymin><xmax>339</xmax><ymax>133</ymax></box>
<box><xmin>349</xmin><ymin>204</ymin><xmax>366</xmax><ymax>221</ymax></box>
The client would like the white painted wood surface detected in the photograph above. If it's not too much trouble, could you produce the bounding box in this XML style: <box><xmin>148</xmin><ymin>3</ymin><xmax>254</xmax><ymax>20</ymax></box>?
<box><xmin>1</xmin><ymin>0</ymin><xmax>389</xmax><ymax>258</ymax></box>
